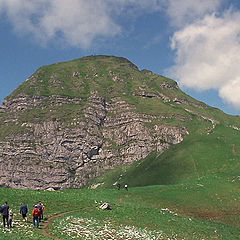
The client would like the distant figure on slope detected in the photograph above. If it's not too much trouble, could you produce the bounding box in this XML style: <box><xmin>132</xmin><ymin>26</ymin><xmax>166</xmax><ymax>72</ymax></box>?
<box><xmin>124</xmin><ymin>184</ymin><xmax>128</xmax><ymax>191</ymax></box>
<box><xmin>1</xmin><ymin>202</ymin><xmax>9</xmax><ymax>228</ymax></box>
<box><xmin>8</xmin><ymin>209</ymin><xmax>13</xmax><ymax>228</ymax></box>
<box><xmin>20</xmin><ymin>202</ymin><xmax>28</xmax><ymax>222</ymax></box>
<box><xmin>32</xmin><ymin>205</ymin><xmax>41</xmax><ymax>228</ymax></box>
<box><xmin>117</xmin><ymin>183</ymin><xmax>121</xmax><ymax>190</ymax></box>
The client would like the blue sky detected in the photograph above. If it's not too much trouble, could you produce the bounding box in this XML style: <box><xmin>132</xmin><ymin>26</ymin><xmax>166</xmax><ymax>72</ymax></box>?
<box><xmin>1</xmin><ymin>0</ymin><xmax>240</xmax><ymax>115</ymax></box>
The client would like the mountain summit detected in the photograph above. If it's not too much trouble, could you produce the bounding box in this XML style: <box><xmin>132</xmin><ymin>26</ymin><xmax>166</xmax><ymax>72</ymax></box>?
<box><xmin>0</xmin><ymin>55</ymin><xmax>239</xmax><ymax>189</ymax></box>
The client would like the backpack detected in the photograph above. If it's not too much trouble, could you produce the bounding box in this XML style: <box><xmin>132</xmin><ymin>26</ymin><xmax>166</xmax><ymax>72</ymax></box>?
<box><xmin>32</xmin><ymin>208</ymin><xmax>40</xmax><ymax>217</ymax></box>
<box><xmin>41</xmin><ymin>204</ymin><xmax>45</xmax><ymax>210</ymax></box>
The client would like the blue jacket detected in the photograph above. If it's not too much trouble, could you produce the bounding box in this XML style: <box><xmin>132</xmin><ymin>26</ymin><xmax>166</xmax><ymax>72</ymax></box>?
<box><xmin>20</xmin><ymin>204</ymin><xmax>28</xmax><ymax>215</ymax></box>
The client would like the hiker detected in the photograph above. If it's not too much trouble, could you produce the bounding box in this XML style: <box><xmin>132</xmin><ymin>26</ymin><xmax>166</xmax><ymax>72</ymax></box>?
<box><xmin>37</xmin><ymin>201</ymin><xmax>44</xmax><ymax>221</ymax></box>
<box><xmin>8</xmin><ymin>209</ymin><xmax>13</xmax><ymax>228</ymax></box>
<box><xmin>124</xmin><ymin>184</ymin><xmax>128</xmax><ymax>191</ymax></box>
<box><xmin>1</xmin><ymin>202</ymin><xmax>9</xmax><ymax>228</ymax></box>
<box><xmin>32</xmin><ymin>205</ymin><xmax>41</xmax><ymax>228</ymax></box>
<box><xmin>20</xmin><ymin>202</ymin><xmax>28</xmax><ymax>222</ymax></box>
<box><xmin>38</xmin><ymin>201</ymin><xmax>45</xmax><ymax>220</ymax></box>
<box><xmin>117</xmin><ymin>183</ymin><xmax>121</xmax><ymax>190</ymax></box>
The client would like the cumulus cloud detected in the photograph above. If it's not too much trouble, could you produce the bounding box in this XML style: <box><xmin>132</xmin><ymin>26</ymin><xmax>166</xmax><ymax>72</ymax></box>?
<box><xmin>166</xmin><ymin>0</ymin><xmax>222</xmax><ymax>27</ymax></box>
<box><xmin>0</xmin><ymin>0</ymin><xmax>164</xmax><ymax>48</ymax></box>
<box><xmin>0</xmin><ymin>0</ymin><xmax>121</xmax><ymax>48</ymax></box>
<box><xmin>168</xmin><ymin>10</ymin><xmax>240</xmax><ymax>108</ymax></box>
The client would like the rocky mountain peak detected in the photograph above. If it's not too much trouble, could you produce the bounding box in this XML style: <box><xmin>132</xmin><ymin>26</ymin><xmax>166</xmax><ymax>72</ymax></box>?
<box><xmin>0</xmin><ymin>55</ymin><xmax>230</xmax><ymax>190</ymax></box>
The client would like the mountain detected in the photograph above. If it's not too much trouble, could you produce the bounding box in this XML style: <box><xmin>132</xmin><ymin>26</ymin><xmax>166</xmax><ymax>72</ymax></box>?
<box><xmin>0</xmin><ymin>55</ymin><xmax>239</xmax><ymax>190</ymax></box>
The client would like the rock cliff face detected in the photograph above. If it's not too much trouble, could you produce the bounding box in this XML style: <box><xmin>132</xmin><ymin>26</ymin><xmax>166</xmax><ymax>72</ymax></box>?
<box><xmin>0</xmin><ymin>55</ymin><xmax>202</xmax><ymax>189</ymax></box>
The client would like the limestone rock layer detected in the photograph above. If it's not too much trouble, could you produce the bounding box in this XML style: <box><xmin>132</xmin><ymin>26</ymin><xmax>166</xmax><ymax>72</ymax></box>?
<box><xmin>0</xmin><ymin>55</ymin><xmax>205</xmax><ymax>189</ymax></box>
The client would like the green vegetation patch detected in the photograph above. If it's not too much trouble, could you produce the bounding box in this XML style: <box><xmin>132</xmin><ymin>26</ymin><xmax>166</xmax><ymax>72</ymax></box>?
<box><xmin>0</xmin><ymin>180</ymin><xmax>239</xmax><ymax>239</ymax></box>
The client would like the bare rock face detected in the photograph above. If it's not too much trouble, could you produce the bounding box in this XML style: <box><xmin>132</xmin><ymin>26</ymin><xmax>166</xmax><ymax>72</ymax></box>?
<box><xmin>0</xmin><ymin>91</ymin><xmax>187</xmax><ymax>190</ymax></box>
<box><xmin>0</xmin><ymin>56</ymin><xmax>191</xmax><ymax>190</ymax></box>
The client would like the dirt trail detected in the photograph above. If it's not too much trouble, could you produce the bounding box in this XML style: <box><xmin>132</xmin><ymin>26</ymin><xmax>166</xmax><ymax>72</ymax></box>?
<box><xmin>42</xmin><ymin>210</ymin><xmax>78</xmax><ymax>239</ymax></box>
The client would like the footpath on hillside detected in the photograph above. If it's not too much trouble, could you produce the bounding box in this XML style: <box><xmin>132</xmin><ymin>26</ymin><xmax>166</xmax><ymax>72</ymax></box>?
<box><xmin>42</xmin><ymin>210</ymin><xmax>78</xmax><ymax>239</ymax></box>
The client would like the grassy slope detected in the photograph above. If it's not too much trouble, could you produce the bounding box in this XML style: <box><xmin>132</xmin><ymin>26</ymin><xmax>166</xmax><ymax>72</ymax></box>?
<box><xmin>88</xmin><ymin>123</ymin><xmax>240</xmax><ymax>187</ymax></box>
<box><xmin>0</xmin><ymin>178</ymin><xmax>239</xmax><ymax>239</ymax></box>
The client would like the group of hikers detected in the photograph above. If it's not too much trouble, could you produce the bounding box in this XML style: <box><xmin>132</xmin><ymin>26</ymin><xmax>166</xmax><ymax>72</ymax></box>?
<box><xmin>0</xmin><ymin>201</ymin><xmax>45</xmax><ymax>229</ymax></box>
<box><xmin>1</xmin><ymin>185</ymin><xmax>128</xmax><ymax>229</ymax></box>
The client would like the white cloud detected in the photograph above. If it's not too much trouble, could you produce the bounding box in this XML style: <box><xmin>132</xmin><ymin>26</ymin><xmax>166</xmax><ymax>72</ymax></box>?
<box><xmin>0</xmin><ymin>0</ymin><xmax>121</xmax><ymax>48</ymax></box>
<box><xmin>38</xmin><ymin>0</ymin><xmax>122</xmax><ymax>48</ymax></box>
<box><xmin>166</xmin><ymin>0</ymin><xmax>222</xmax><ymax>27</ymax></box>
<box><xmin>0</xmin><ymin>0</ymin><xmax>164</xmax><ymax>48</ymax></box>
<box><xmin>220</xmin><ymin>79</ymin><xmax>240</xmax><ymax>107</ymax></box>
<box><xmin>168</xmin><ymin>10</ymin><xmax>240</xmax><ymax>108</ymax></box>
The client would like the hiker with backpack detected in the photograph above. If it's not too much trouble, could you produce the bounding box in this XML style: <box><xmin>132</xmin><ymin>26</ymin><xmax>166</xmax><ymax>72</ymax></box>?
<box><xmin>38</xmin><ymin>201</ymin><xmax>45</xmax><ymax>220</ymax></box>
<box><xmin>32</xmin><ymin>205</ymin><xmax>41</xmax><ymax>228</ymax></box>
<box><xmin>37</xmin><ymin>201</ymin><xmax>44</xmax><ymax>221</ymax></box>
<box><xmin>20</xmin><ymin>202</ymin><xmax>28</xmax><ymax>222</ymax></box>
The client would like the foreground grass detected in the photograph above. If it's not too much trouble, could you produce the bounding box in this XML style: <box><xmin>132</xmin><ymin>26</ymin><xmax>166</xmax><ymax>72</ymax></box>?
<box><xmin>0</xmin><ymin>173</ymin><xmax>239</xmax><ymax>240</ymax></box>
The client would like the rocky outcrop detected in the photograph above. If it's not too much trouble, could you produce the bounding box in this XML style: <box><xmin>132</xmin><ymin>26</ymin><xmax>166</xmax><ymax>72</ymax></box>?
<box><xmin>1</xmin><ymin>95</ymin><xmax>81</xmax><ymax>113</ymax></box>
<box><xmin>0</xmin><ymin>90</ymin><xmax>187</xmax><ymax>190</ymax></box>
<box><xmin>173</xmin><ymin>98</ymin><xmax>206</xmax><ymax>109</ymax></box>
<box><xmin>0</xmin><ymin>55</ymin><xmax>198</xmax><ymax>190</ymax></box>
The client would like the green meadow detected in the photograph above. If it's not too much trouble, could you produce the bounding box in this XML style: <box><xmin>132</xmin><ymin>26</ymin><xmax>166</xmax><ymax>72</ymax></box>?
<box><xmin>0</xmin><ymin>175</ymin><xmax>239</xmax><ymax>239</ymax></box>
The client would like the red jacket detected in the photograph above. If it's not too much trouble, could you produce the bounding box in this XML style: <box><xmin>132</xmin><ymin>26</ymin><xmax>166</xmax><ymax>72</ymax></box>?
<box><xmin>32</xmin><ymin>208</ymin><xmax>41</xmax><ymax>217</ymax></box>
